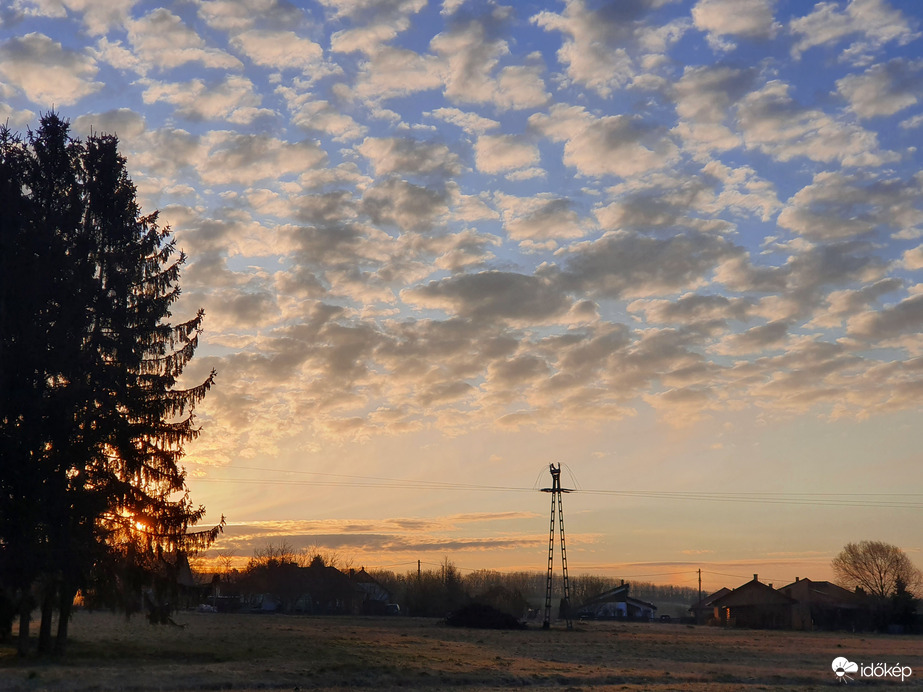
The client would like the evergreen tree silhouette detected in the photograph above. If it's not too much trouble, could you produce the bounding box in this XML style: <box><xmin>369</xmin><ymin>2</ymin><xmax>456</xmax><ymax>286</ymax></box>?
<box><xmin>0</xmin><ymin>113</ymin><xmax>222</xmax><ymax>656</ymax></box>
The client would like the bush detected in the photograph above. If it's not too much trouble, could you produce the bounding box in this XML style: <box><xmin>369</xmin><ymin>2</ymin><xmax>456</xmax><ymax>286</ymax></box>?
<box><xmin>445</xmin><ymin>603</ymin><xmax>526</xmax><ymax>630</ymax></box>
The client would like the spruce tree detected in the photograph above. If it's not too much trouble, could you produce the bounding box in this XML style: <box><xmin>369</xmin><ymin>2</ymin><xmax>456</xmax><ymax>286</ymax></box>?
<box><xmin>0</xmin><ymin>113</ymin><xmax>222</xmax><ymax>655</ymax></box>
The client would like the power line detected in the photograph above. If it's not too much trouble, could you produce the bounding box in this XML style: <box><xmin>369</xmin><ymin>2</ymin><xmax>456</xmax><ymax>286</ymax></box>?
<box><xmin>190</xmin><ymin>466</ymin><xmax>923</xmax><ymax>509</ymax></box>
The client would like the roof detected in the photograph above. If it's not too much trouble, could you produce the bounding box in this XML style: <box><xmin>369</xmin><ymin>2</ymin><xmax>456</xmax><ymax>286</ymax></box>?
<box><xmin>691</xmin><ymin>587</ymin><xmax>731</xmax><ymax>611</ymax></box>
<box><xmin>779</xmin><ymin>578</ymin><xmax>864</xmax><ymax>605</ymax></box>
<box><xmin>579</xmin><ymin>583</ymin><xmax>657</xmax><ymax>611</ymax></box>
<box><xmin>711</xmin><ymin>578</ymin><xmax>796</xmax><ymax>608</ymax></box>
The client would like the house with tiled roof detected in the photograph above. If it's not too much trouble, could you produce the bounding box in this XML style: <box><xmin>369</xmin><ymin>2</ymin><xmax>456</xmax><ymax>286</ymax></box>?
<box><xmin>779</xmin><ymin>577</ymin><xmax>870</xmax><ymax>631</ymax></box>
<box><xmin>710</xmin><ymin>574</ymin><xmax>796</xmax><ymax>629</ymax></box>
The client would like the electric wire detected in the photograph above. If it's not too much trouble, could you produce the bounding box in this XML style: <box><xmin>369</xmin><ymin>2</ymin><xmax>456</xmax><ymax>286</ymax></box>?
<box><xmin>190</xmin><ymin>465</ymin><xmax>923</xmax><ymax>509</ymax></box>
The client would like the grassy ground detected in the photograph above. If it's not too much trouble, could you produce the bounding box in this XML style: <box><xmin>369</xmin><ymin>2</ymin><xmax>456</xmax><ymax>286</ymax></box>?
<box><xmin>1</xmin><ymin>611</ymin><xmax>920</xmax><ymax>690</ymax></box>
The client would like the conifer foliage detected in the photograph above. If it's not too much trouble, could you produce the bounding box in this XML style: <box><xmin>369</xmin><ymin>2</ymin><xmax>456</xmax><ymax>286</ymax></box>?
<box><xmin>0</xmin><ymin>113</ymin><xmax>222</xmax><ymax>655</ymax></box>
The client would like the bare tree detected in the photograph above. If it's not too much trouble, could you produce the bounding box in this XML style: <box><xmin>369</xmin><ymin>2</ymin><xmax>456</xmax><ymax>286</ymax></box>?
<box><xmin>251</xmin><ymin>541</ymin><xmax>297</xmax><ymax>568</ymax></box>
<box><xmin>832</xmin><ymin>540</ymin><xmax>922</xmax><ymax>598</ymax></box>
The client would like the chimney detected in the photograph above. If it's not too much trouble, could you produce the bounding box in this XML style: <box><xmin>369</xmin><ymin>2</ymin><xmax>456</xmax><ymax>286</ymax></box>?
<box><xmin>795</xmin><ymin>576</ymin><xmax>799</xmax><ymax>582</ymax></box>
<box><xmin>753</xmin><ymin>573</ymin><xmax>758</xmax><ymax>581</ymax></box>
<box><xmin>769</xmin><ymin>584</ymin><xmax>773</xmax><ymax>589</ymax></box>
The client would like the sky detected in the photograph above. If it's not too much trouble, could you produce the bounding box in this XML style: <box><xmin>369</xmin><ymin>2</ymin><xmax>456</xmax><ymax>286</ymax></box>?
<box><xmin>1</xmin><ymin>0</ymin><xmax>922</xmax><ymax>593</ymax></box>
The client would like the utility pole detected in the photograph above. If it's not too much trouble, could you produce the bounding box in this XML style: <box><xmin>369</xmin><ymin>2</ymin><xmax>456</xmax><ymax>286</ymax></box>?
<box><xmin>541</xmin><ymin>463</ymin><xmax>573</xmax><ymax>630</ymax></box>
<box><xmin>698</xmin><ymin>568</ymin><xmax>702</xmax><ymax>603</ymax></box>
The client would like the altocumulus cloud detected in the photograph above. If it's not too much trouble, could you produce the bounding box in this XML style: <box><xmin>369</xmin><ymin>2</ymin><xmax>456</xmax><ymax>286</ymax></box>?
<box><xmin>1</xmin><ymin>0</ymin><xmax>922</xmax><ymax>466</ymax></box>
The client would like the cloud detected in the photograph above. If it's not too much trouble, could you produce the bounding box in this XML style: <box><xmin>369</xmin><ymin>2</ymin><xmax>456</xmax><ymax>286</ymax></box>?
<box><xmin>73</xmin><ymin>107</ymin><xmax>147</xmax><ymax>140</ymax></box>
<box><xmin>428</xmin><ymin>106</ymin><xmax>499</xmax><ymax>134</ymax></box>
<box><xmin>197</xmin><ymin>131</ymin><xmax>328</xmax><ymax>185</ymax></box>
<box><xmin>8</xmin><ymin>0</ymin><xmax>923</xmax><ymax>469</ymax></box>
<box><xmin>402</xmin><ymin>271</ymin><xmax>574</xmax><ymax>324</ymax></box>
<box><xmin>692</xmin><ymin>0</ymin><xmax>778</xmax><ymax>51</ymax></box>
<box><xmin>553</xmin><ymin>230</ymin><xmax>740</xmax><ymax>299</ymax></box>
<box><xmin>778</xmin><ymin>171</ymin><xmax>923</xmax><ymax>240</ymax></box>
<box><xmin>194</xmin><ymin>0</ymin><xmax>306</xmax><ymax>33</ymax></box>
<box><xmin>736</xmin><ymin>80</ymin><xmax>897</xmax><ymax>166</ymax></box>
<box><xmin>530</xmin><ymin>104</ymin><xmax>678</xmax><ymax>178</ymax></box>
<box><xmin>362</xmin><ymin>177</ymin><xmax>450</xmax><ymax>232</ymax></box>
<box><xmin>0</xmin><ymin>32</ymin><xmax>101</xmax><ymax>105</ymax></box>
<box><xmin>430</xmin><ymin>7</ymin><xmax>548</xmax><ymax>109</ymax></box>
<box><xmin>474</xmin><ymin>134</ymin><xmax>539</xmax><ymax>175</ymax></box>
<box><xmin>20</xmin><ymin>0</ymin><xmax>136</xmax><ymax>36</ymax></box>
<box><xmin>594</xmin><ymin>173</ymin><xmax>716</xmax><ymax>232</ymax></box>
<box><xmin>126</xmin><ymin>8</ymin><xmax>242</xmax><ymax>74</ymax></box>
<box><xmin>0</xmin><ymin>100</ymin><xmax>34</xmax><ymax>128</ymax></box>
<box><xmin>836</xmin><ymin>58</ymin><xmax>923</xmax><ymax>118</ymax></box>
<box><xmin>847</xmin><ymin>293</ymin><xmax>923</xmax><ymax>339</ymax></box>
<box><xmin>717</xmin><ymin>319</ymin><xmax>789</xmax><ymax>356</ymax></box>
<box><xmin>629</xmin><ymin>293</ymin><xmax>752</xmax><ymax>332</ymax></box>
<box><xmin>903</xmin><ymin>245</ymin><xmax>923</xmax><ymax>270</ymax></box>
<box><xmin>140</xmin><ymin>75</ymin><xmax>267</xmax><ymax>122</ymax></box>
<box><xmin>358</xmin><ymin>136</ymin><xmax>462</xmax><ymax>178</ymax></box>
<box><xmin>808</xmin><ymin>278</ymin><xmax>903</xmax><ymax>328</ymax></box>
<box><xmin>790</xmin><ymin>0</ymin><xmax>920</xmax><ymax>61</ymax></box>
<box><xmin>230</xmin><ymin>29</ymin><xmax>326</xmax><ymax>71</ymax></box>
<box><xmin>672</xmin><ymin>64</ymin><xmax>755</xmax><ymax>153</ymax></box>
<box><xmin>532</xmin><ymin>0</ymin><xmax>688</xmax><ymax>97</ymax></box>
<box><xmin>351</xmin><ymin>46</ymin><xmax>444</xmax><ymax>101</ymax></box>
<box><xmin>495</xmin><ymin>192</ymin><xmax>588</xmax><ymax>242</ymax></box>
<box><xmin>325</xmin><ymin>0</ymin><xmax>428</xmax><ymax>55</ymax></box>
<box><xmin>430</xmin><ymin>228</ymin><xmax>501</xmax><ymax>272</ymax></box>
<box><xmin>276</xmin><ymin>86</ymin><xmax>365</xmax><ymax>141</ymax></box>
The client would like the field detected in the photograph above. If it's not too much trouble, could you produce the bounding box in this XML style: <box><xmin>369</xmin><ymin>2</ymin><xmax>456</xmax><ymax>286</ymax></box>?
<box><xmin>1</xmin><ymin>611</ymin><xmax>920</xmax><ymax>690</ymax></box>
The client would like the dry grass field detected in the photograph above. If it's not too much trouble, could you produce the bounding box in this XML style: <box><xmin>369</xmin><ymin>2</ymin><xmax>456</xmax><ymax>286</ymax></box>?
<box><xmin>1</xmin><ymin>611</ymin><xmax>920</xmax><ymax>691</ymax></box>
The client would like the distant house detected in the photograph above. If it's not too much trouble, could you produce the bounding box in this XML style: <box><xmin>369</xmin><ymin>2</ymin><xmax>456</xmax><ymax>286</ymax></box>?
<box><xmin>575</xmin><ymin>583</ymin><xmax>657</xmax><ymax>621</ymax></box>
<box><xmin>231</xmin><ymin>562</ymin><xmax>394</xmax><ymax>615</ymax></box>
<box><xmin>689</xmin><ymin>587</ymin><xmax>732</xmax><ymax>625</ymax></box>
<box><xmin>710</xmin><ymin>574</ymin><xmax>796</xmax><ymax>629</ymax></box>
<box><xmin>348</xmin><ymin>568</ymin><xmax>393</xmax><ymax>614</ymax></box>
<box><xmin>778</xmin><ymin>577</ymin><xmax>869</xmax><ymax>631</ymax></box>
<box><xmin>302</xmin><ymin>563</ymin><xmax>357</xmax><ymax>614</ymax></box>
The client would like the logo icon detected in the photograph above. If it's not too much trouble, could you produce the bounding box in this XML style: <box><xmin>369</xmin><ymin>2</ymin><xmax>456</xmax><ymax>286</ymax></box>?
<box><xmin>832</xmin><ymin>657</ymin><xmax>859</xmax><ymax>683</ymax></box>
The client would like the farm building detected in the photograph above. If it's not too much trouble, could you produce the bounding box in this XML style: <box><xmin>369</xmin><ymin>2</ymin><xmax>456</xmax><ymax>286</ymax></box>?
<box><xmin>710</xmin><ymin>575</ymin><xmax>796</xmax><ymax>629</ymax></box>
<box><xmin>575</xmin><ymin>583</ymin><xmax>657</xmax><ymax>621</ymax></box>
<box><xmin>778</xmin><ymin>577</ymin><xmax>870</xmax><ymax>631</ymax></box>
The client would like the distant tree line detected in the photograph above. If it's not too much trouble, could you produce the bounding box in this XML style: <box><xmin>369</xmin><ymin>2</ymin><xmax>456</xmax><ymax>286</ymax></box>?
<box><xmin>0</xmin><ymin>114</ymin><xmax>221</xmax><ymax>656</ymax></box>
<box><xmin>368</xmin><ymin>565</ymin><xmax>700</xmax><ymax>619</ymax></box>
<box><xmin>208</xmin><ymin>542</ymin><xmax>376</xmax><ymax>615</ymax></box>
<box><xmin>211</xmin><ymin>540</ymin><xmax>920</xmax><ymax>631</ymax></box>
<box><xmin>206</xmin><ymin>544</ymin><xmax>700</xmax><ymax>621</ymax></box>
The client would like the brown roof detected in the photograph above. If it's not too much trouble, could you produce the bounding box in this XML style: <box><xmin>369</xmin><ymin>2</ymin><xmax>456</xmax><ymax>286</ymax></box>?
<box><xmin>779</xmin><ymin>578</ymin><xmax>864</xmax><ymax>605</ymax></box>
<box><xmin>711</xmin><ymin>578</ymin><xmax>796</xmax><ymax>607</ymax></box>
<box><xmin>691</xmin><ymin>587</ymin><xmax>731</xmax><ymax>611</ymax></box>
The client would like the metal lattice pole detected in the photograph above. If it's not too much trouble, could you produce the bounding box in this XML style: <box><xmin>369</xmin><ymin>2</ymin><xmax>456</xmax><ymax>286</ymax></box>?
<box><xmin>557</xmin><ymin>482</ymin><xmax>572</xmax><ymax>629</ymax></box>
<box><xmin>542</xmin><ymin>476</ymin><xmax>556</xmax><ymax>629</ymax></box>
<box><xmin>541</xmin><ymin>462</ymin><xmax>573</xmax><ymax>630</ymax></box>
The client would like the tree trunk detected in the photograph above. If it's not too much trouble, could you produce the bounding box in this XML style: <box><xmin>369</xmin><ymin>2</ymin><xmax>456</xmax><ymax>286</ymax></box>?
<box><xmin>37</xmin><ymin>587</ymin><xmax>54</xmax><ymax>654</ymax></box>
<box><xmin>16</xmin><ymin>593</ymin><xmax>31</xmax><ymax>657</ymax></box>
<box><xmin>54</xmin><ymin>584</ymin><xmax>76</xmax><ymax>656</ymax></box>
